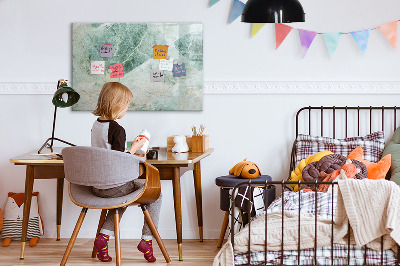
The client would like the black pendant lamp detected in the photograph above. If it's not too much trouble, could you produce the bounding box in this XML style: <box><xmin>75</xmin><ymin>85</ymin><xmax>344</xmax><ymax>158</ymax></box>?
<box><xmin>242</xmin><ymin>0</ymin><xmax>305</xmax><ymax>23</ymax></box>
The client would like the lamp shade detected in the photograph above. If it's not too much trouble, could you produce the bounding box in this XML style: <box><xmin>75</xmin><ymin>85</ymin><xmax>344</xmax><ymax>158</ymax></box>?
<box><xmin>241</xmin><ymin>0</ymin><xmax>305</xmax><ymax>23</ymax></box>
<box><xmin>52</xmin><ymin>84</ymin><xmax>80</xmax><ymax>108</ymax></box>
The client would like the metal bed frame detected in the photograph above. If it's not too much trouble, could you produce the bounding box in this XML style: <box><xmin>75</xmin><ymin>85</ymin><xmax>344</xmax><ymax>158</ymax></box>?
<box><xmin>230</xmin><ymin>106</ymin><xmax>400</xmax><ymax>266</ymax></box>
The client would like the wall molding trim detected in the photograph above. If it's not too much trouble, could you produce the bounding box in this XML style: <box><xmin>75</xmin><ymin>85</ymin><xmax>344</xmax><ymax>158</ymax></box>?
<box><xmin>203</xmin><ymin>81</ymin><xmax>400</xmax><ymax>94</ymax></box>
<box><xmin>1</xmin><ymin>81</ymin><xmax>400</xmax><ymax>95</ymax></box>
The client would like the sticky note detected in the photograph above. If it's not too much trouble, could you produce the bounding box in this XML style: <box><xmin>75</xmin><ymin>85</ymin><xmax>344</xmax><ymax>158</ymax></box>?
<box><xmin>151</xmin><ymin>69</ymin><xmax>165</xmax><ymax>82</ymax></box>
<box><xmin>172</xmin><ymin>63</ymin><xmax>186</xmax><ymax>77</ymax></box>
<box><xmin>109</xmin><ymin>63</ymin><xmax>124</xmax><ymax>78</ymax></box>
<box><xmin>159</xmin><ymin>57</ymin><xmax>174</xmax><ymax>71</ymax></box>
<box><xmin>106</xmin><ymin>72</ymin><xmax>120</xmax><ymax>82</ymax></box>
<box><xmin>100</xmin><ymin>44</ymin><xmax>113</xmax><ymax>58</ymax></box>
<box><xmin>153</xmin><ymin>45</ymin><xmax>169</xmax><ymax>59</ymax></box>
<box><xmin>91</xmin><ymin>61</ymin><xmax>105</xmax><ymax>74</ymax></box>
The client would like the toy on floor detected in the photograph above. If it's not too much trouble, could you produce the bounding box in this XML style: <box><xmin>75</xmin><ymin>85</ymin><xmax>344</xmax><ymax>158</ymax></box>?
<box><xmin>1</xmin><ymin>192</ymin><xmax>44</xmax><ymax>247</ymax></box>
<box><xmin>0</xmin><ymin>208</ymin><xmax>3</xmax><ymax>232</ymax></box>
<box><xmin>229</xmin><ymin>159</ymin><xmax>261</xmax><ymax>179</ymax></box>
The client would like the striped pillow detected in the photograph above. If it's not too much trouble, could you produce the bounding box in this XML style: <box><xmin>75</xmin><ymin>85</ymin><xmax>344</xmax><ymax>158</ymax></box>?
<box><xmin>294</xmin><ymin>131</ymin><xmax>385</xmax><ymax>166</ymax></box>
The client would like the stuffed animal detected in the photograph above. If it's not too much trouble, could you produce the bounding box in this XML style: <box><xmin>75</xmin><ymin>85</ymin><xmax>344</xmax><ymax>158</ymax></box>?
<box><xmin>0</xmin><ymin>208</ymin><xmax>3</xmax><ymax>232</ymax></box>
<box><xmin>172</xmin><ymin>135</ymin><xmax>189</xmax><ymax>153</ymax></box>
<box><xmin>229</xmin><ymin>159</ymin><xmax>261</xmax><ymax>179</ymax></box>
<box><xmin>1</xmin><ymin>192</ymin><xmax>44</xmax><ymax>247</ymax></box>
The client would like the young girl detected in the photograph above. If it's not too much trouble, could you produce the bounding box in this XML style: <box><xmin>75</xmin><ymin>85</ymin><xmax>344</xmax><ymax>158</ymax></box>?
<box><xmin>91</xmin><ymin>82</ymin><xmax>162</xmax><ymax>263</ymax></box>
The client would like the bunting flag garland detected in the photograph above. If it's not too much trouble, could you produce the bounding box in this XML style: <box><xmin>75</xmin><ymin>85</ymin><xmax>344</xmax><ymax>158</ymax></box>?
<box><xmin>209</xmin><ymin>0</ymin><xmax>220</xmax><ymax>8</ymax></box>
<box><xmin>208</xmin><ymin>4</ymin><xmax>400</xmax><ymax>57</ymax></box>
<box><xmin>275</xmin><ymin>23</ymin><xmax>293</xmax><ymax>49</ymax></box>
<box><xmin>298</xmin><ymin>30</ymin><xmax>317</xmax><ymax>58</ymax></box>
<box><xmin>351</xmin><ymin>29</ymin><xmax>370</xmax><ymax>55</ymax></box>
<box><xmin>251</xmin><ymin>23</ymin><xmax>266</xmax><ymax>38</ymax></box>
<box><xmin>378</xmin><ymin>21</ymin><xmax>398</xmax><ymax>50</ymax></box>
<box><xmin>323</xmin><ymin>33</ymin><xmax>341</xmax><ymax>58</ymax></box>
<box><xmin>229</xmin><ymin>0</ymin><xmax>245</xmax><ymax>24</ymax></box>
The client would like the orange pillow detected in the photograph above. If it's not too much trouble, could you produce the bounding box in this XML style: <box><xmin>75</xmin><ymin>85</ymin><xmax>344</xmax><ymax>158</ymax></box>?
<box><xmin>347</xmin><ymin>146</ymin><xmax>391</xmax><ymax>180</ymax></box>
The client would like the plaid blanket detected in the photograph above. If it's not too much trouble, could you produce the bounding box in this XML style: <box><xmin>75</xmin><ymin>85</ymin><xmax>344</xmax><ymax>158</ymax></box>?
<box><xmin>234</xmin><ymin>191</ymin><xmax>397</xmax><ymax>265</ymax></box>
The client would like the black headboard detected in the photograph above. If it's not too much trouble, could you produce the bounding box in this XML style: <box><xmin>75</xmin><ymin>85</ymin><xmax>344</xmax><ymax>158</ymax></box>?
<box><xmin>289</xmin><ymin>106</ymin><xmax>400</xmax><ymax>179</ymax></box>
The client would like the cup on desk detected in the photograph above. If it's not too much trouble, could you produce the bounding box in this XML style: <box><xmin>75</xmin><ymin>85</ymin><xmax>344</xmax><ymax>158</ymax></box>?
<box><xmin>146</xmin><ymin>150</ymin><xmax>158</xmax><ymax>160</ymax></box>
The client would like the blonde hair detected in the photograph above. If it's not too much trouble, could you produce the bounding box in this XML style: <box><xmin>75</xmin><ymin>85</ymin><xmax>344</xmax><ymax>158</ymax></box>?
<box><xmin>93</xmin><ymin>82</ymin><xmax>133</xmax><ymax>120</ymax></box>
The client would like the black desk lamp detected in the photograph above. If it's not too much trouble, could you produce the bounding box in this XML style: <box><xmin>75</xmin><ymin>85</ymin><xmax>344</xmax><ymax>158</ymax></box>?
<box><xmin>38</xmin><ymin>79</ymin><xmax>80</xmax><ymax>154</ymax></box>
<box><xmin>241</xmin><ymin>0</ymin><xmax>305</xmax><ymax>23</ymax></box>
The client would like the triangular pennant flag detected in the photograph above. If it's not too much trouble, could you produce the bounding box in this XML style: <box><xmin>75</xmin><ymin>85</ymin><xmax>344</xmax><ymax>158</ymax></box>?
<box><xmin>298</xmin><ymin>29</ymin><xmax>317</xmax><ymax>58</ymax></box>
<box><xmin>351</xmin><ymin>29</ymin><xmax>370</xmax><ymax>55</ymax></box>
<box><xmin>209</xmin><ymin>0</ymin><xmax>220</xmax><ymax>7</ymax></box>
<box><xmin>275</xmin><ymin>23</ymin><xmax>293</xmax><ymax>49</ymax></box>
<box><xmin>229</xmin><ymin>0</ymin><xmax>245</xmax><ymax>24</ymax></box>
<box><xmin>323</xmin><ymin>33</ymin><xmax>341</xmax><ymax>58</ymax></box>
<box><xmin>378</xmin><ymin>21</ymin><xmax>398</xmax><ymax>50</ymax></box>
<box><xmin>251</xmin><ymin>23</ymin><xmax>266</xmax><ymax>38</ymax></box>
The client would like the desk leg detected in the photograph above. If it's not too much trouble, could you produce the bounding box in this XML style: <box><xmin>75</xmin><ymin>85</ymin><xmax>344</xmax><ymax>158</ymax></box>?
<box><xmin>172</xmin><ymin>167</ymin><xmax>183</xmax><ymax>261</ymax></box>
<box><xmin>20</xmin><ymin>165</ymin><xmax>35</xmax><ymax>259</ymax></box>
<box><xmin>56</xmin><ymin>178</ymin><xmax>64</xmax><ymax>241</ymax></box>
<box><xmin>193</xmin><ymin>161</ymin><xmax>203</xmax><ymax>242</ymax></box>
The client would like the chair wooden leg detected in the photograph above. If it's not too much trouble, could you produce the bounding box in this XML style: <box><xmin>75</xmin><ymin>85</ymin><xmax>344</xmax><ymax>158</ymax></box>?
<box><xmin>217</xmin><ymin>211</ymin><xmax>230</xmax><ymax>248</ymax></box>
<box><xmin>60</xmin><ymin>208</ymin><xmax>88</xmax><ymax>266</ymax></box>
<box><xmin>141</xmin><ymin>205</ymin><xmax>171</xmax><ymax>263</ymax></box>
<box><xmin>91</xmin><ymin>209</ymin><xmax>108</xmax><ymax>258</ymax></box>
<box><xmin>114</xmin><ymin>210</ymin><xmax>121</xmax><ymax>266</ymax></box>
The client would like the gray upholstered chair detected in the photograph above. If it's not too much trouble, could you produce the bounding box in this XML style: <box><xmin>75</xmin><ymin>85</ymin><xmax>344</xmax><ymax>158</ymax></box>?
<box><xmin>60</xmin><ymin>146</ymin><xmax>171</xmax><ymax>265</ymax></box>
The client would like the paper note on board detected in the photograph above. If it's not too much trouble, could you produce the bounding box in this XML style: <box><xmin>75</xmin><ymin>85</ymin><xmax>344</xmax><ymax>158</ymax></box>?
<box><xmin>100</xmin><ymin>44</ymin><xmax>113</xmax><ymax>58</ymax></box>
<box><xmin>153</xmin><ymin>45</ymin><xmax>169</xmax><ymax>59</ymax></box>
<box><xmin>159</xmin><ymin>57</ymin><xmax>174</xmax><ymax>71</ymax></box>
<box><xmin>151</xmin><ymin>69</ymin><xmax>165</xmax><ymax>82</ymax></box>
<box><xmin>105</xmin><ymin>72</ymin><xmax>120</xmax><ymax>82</ymax></box>
<box><xmin>109</xmin><ymin>63</ymin><xmax>124</xmax><ymax>78</ymax></box>
<box><xmin>172</xmin><ymin>63</ymin><xmax>186</xmax><ymax>77</ymax></box>
<box><xmin>91</xmin><ymin>61</ymin><xmax>105</xmax><ymax>74</ymax></box>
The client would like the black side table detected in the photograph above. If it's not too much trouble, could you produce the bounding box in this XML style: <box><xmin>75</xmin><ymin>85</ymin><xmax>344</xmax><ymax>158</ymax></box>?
<box><xmin>215</xmin><ymin>175</ymin><xmax>275</xmax><ymax>248</ymax></box>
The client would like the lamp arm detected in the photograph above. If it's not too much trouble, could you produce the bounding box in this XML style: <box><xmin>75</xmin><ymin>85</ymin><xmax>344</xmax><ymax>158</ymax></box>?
<box><xmin>50</xmin><ymin>105</ymin><xmax>57</xmax><ymax>148</ymax></box>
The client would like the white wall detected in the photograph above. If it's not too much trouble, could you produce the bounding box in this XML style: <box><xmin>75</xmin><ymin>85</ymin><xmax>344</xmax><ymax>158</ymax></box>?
<box><xmin>1</xmin><ymin>0</ymin><xmax>400</xmax><ymax>239</ymax></box>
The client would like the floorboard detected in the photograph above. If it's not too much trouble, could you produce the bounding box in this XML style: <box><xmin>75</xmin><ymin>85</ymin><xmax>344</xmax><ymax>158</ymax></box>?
<box><xmin>0</xmin><ymin>239</ymin><xmax>222</xmax><ymax>265</ymax></box>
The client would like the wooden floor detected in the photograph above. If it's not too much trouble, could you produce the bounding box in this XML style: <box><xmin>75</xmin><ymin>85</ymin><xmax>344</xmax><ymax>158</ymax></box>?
<box><xmin>0</xmin><ymin>239</ymin><xmax>221</xmax><ymax>265</ymax></box>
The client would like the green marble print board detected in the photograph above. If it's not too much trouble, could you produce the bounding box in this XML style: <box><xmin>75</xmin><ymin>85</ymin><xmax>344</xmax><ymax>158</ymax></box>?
<box><xmin>72</xmin><ymin>23</ymin><xmax>203</xmax><ymax>111</ymax></box>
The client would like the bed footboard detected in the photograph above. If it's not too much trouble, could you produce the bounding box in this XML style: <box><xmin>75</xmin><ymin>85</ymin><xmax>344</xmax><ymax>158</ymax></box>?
<box><xmin>230</xmin><ymin>180</ymin><xmax>400</xmax><ymax>266</ymax></box>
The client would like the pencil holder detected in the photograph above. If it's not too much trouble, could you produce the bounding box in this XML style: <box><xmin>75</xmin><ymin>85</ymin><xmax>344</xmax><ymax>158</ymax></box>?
<box><xmin>191</xmin><ymin>135</ymin><xmax>209</xmax><ymax>153</ymax></box>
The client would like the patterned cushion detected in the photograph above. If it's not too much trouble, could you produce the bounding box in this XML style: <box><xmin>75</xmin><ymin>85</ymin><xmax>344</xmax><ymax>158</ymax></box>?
<box><xmin>295</xmin><ymin>131</ymin><xmax>385</xmax><ymax>166</ymax></box>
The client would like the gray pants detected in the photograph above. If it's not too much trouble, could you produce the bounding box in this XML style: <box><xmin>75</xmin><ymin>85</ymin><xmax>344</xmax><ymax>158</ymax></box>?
<box><xmin>92</xmin><ymin>180</ymin><xmax>162</xmax><ymax>240</ymax></box>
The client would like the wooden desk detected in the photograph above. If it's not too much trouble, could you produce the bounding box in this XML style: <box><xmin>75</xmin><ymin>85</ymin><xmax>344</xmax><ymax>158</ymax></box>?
<box><xmin>10</xmin><ymin>147</ymin><xmax>213</xmax><ymax>261</ymax></box>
